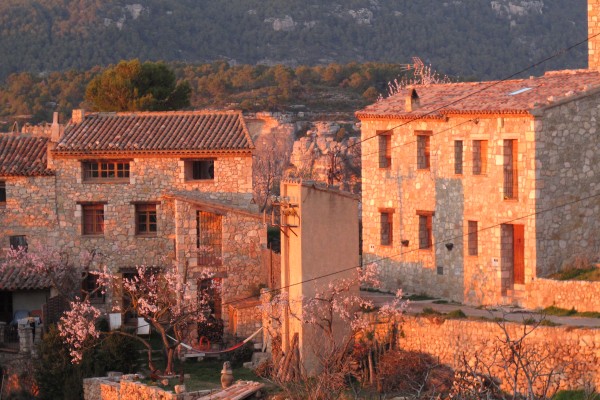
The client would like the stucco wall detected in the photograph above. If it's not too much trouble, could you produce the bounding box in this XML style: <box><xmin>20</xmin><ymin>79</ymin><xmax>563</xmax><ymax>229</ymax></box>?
<box><xmin>360</xmin><ymin>115</ymin><xmax>537</xmax><ymax>305</ymax></box>
<box><xmin>369</xmin><ymin>315</ymin><xmax>600</xmax><ymax>394</ymax></box>
<box><xmin>535</xmin><ymin>92</ymin><xmax>600</xmax><ymax>276</ymax></box>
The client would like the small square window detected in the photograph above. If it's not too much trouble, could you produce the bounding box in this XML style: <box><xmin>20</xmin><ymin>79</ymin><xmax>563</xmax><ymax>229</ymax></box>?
<box><xmin>82</xmin><ymin>273</ymin><xmax>105</xmax><ymax>304</ymax></box>
<box><xmin>9</xmin><ymin>235</ymin><xmax>27</xmax><ymax>251</ymax></box>
<box><xmin>82</xmin><ymin>204</ymin><xmax>104</xmax><ymax>235</ymax></box>
<box><xmin>0</xmin><ymin>181</ymin><xmax>6</xmax><ymax>203</ymax></box>
<box><xmin>185</xmin><ymin>160</ymin><xmax>215</xmax><ymax>181</ymax></box>
<box><xmin>136</xmin><ymin>204</ymin><xmax>157</xmax><ymax>235</ymax></box>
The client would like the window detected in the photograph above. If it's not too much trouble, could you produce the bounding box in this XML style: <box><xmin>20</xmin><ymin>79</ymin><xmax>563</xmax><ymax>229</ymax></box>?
<box><xmin>377</xmin><ymin>132</ymin><xmax>392</xmax><ymax>168</ymax></box>
<box><xmin>9</xmin><ymin>235</ymin><xmax>27</xmax><ymax>251</ymax></box>
<box><xmin>0</xmin><ymin>181</ymin><xmax>5</xmax><ymax>203</ymax></box>
<box><xmin>82</xmin><ymin>204</ymin><xmax>104</xmax><ymax>235</ymax></box>
<box><xmin>454</xmin><ymin>140</ymin><xmax>463</xmax><ymax>175</ymax></box>
<box><xmin>196</xmin><ymin>211</ymin><xmax>222</xmax><ymax>265</ymax></box>
<box><xmin>417</xmin><ymin>211</ymin><xmax>433</xmax><ymax>250</ymax></box>
<box><xmin>416</xmin><ymin>132</ymin><xmax>431</xmax><ymax>170</ymax></box>
<box><xmin>380</xmin><ymin>210</ymin><xmax>393</xmax><ymax>246</ymax></box>
<box><xmin>82</xmin><ymin>273</ymin><xmax>105</xmax><ymax>304</ymax></box>
<box><xmin>83</xmin><ymin>161</ymin><xmax>130</xmax><ymax>181</ymax></box>
<box><xmin>468</xmin><ymin>221</ymin><xmax>478</xmax><ymax>256</ymax></box>
<box><xmin>185</xmin><ymin>160</ymin><xmax>215</xmax><ymax>181</ymax></box>
<box><xmin>503</xmin><ymin>140</ymin><xmax>518</xmax><ymax>199</ymax></box>
<box><xmin>136</xmin><ymin>204</ymin><xmax>157</xmax><ymax>235</ymax></box>
<box><xmin>472</xmin><ymin>140</ymin><xmax>488</xmax><ymax>175</ymax></box>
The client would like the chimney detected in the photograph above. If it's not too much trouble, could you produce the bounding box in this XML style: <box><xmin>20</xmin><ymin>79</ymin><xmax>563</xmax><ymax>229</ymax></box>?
<box><xmin>405</xmin><ymin>88</ymin><xmax>420</xmax><ymax>112</ymax></box>
<box><xmin>589</xmin><ymin>0</ymin><xmax>600</xmax><ymax>71</ymax></box>
<box><xmin>72</xmin><ymin>109</ymin><xmax>85</xmax><ymax>124</ymax></box>
<box><xmin>50</xmin><ymin>112</ymin><xmax>61</xmax><ymax>142</ymax></box>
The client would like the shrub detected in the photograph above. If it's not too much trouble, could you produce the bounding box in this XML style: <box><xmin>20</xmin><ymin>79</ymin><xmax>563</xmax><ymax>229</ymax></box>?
<box><xmin>377</xmin><ymin>350</ymin><xmax>453</xmax><ymax>396</ymax></box>
<box><xmin>221</xmin><ymin>341</ymin><xmax>254</xmax><ymax>367</ymax></box>
<box><xmin>446</xmin><ymin>309</ymin><xmax>467</xmax><ymax>319</ymax></box>
<box><xmin>35</xmin><ymin>325</ymin><xmax>139</xmax><ymax>400</ymax></box>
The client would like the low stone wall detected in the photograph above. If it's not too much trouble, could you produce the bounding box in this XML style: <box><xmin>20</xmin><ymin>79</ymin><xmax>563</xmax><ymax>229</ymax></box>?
<box><xmin>369</xmin><ymin>315</ymin><xmax>600</xmax><ymax>395</ymax></box>
<box><xmin>83</xmin><ymin>376</ymin><xmax>211</xmax><ymax>400</ymax></box>
<box><xmin>524</xmin><ymin>278</ymin><xmax>600</xmax><ymax>312</ymax></box>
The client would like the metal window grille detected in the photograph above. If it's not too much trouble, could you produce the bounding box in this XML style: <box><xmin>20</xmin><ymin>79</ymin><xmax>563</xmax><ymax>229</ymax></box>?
<box><xmin>503</xmin><ymin>140</ymin><xmax>517</xmax><ymax>199</ymax></box>
<box><xmin>136</xmin><ymin>204</ymin><xmax>157</xmax><ymax>234</ymax></box>
<box><xmin>417</xmin><ymin>135</ymin><xmax>430</xmax><ymax>169</ymax></box>
<box><xmin>378</xmin><ymin>135</ymin><xmax>391</xmax><ymax>168</ymax></box>
<box><xmin>380</xmin><ymin>212</ymin><xmax>393</xmax><ymax>245</ymax></box>
<box><xmin>418</xmin><ymin>214</ymin><xmax>432</xmax><ymax>249</ymax></box>
<box><xmin>83</xmin><ymin>204</ymin><xmax>104</xmax><ymax>235</ymax></box>
<box><xmin>196</xmin><ymin>211</ymin><xmax>222</xmax><ymax>265</ymax></box>
<box><xmin>454</xmin><ymin>140</ymin><xmax>463</xmax><ymax>174</ymax></box>
<box><xmin>468</xmin><ymin>221</ymin><xmax>478</xmax><ymax>256</ymax></box>
<box><xmin>472</xmin><ymin>140</ymin><xmax>487</xmax><ymax>175</ymax></box>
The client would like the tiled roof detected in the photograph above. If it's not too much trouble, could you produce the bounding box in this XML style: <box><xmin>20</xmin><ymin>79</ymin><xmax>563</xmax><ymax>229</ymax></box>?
<box><xmin>0</xmin><ymin>135</ymin><xmax>53</xmax><ymax>176</ymax></box>
<box><xmin>0</xmin><ymin>265</ymin><xmax>52</xmax><ymax>290</ymax></box>
<box><xmin>357</xmin><ymin>69</ymin><xmax>600</xmax><ymax>119</ymax></box>
<box><xmin>55</xmin><ymin>111</ymin><xmax>254</xmax><ymax>155</ymax></box>
<box><xmin>164</xmin><ymin>191</ymin><xmax>261</xmax><ymax>218</ymax></box>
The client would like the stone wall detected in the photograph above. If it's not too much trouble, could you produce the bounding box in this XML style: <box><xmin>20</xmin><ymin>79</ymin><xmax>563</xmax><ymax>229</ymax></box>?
<box><xmin>360</xmin><ymin>115</ymin><xmax>537</xmax><ymax>305</ymax></box>
<box><xmin>535</xmin><ymin>91</ymin><xmax>600</xmax><ymax>277</ymax></box>
<box><xmin>524</xmin><ymin>278</ymin><xmax>600</xmax><ymax>312</ymax></box>
<box><xmin>370</xmin><ymin>315</ymin><xmax>600</xmax><ymax>395</ymax></box>
<box><xmin>0</xmin><ymin>175</ymin><xmax>58</xmax><ymax>252</ymax></box>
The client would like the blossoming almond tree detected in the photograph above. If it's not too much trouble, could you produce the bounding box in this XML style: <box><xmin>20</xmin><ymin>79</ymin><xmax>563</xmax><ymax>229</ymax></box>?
<box><xmin>261</xmin><ymin>263</ymin><xmax>407</xmax><ymax>399</ymax></box>
<box><xmin>0</xmin><ymin>246</ymin><xmax>215</xmax><ymax>376</ymax></box>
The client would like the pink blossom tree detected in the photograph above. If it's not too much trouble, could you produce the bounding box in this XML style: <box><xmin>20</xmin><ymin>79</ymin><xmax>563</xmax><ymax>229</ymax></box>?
<box><xmin>0</xmin><ymin>247</ymin><xmax>215</xmax><ymax>376</ymax></box>
<box><xmin>261</xmin><ymin>263</ymin><xmax>407</xmax><ymax>398</ymax></box>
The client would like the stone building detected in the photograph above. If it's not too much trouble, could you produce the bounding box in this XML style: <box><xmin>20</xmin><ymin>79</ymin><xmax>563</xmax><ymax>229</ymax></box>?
<box><xmin>357</xmin><ymin>1</ymin><xmax>600</xmax><ymax>306</ymax></box>
<box><xmin>1</xmin><ymin>109</ymin><xmax>268</xmax><ymax>336</ymax></box>
<box><xmin>0</xmin><ymin>132</ymin><xmax>56</xmax><ymax>324</ymax></box>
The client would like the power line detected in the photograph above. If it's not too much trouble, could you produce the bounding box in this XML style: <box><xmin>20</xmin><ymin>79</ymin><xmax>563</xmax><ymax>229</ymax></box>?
<box><xmin>346</xmin><ymin>31</ymin><xmax>600</xmax><ymax>152</ymax></box>
<box><xmin>222</xmin><ymin>189</ymin><xmax>600</xmax><ymax>307</ymax></box>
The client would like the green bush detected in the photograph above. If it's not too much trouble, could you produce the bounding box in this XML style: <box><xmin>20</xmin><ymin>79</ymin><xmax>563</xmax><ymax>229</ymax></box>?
<box><xmin>221</xmin><ymin>341</ymin><xmax>254</xmax><ymax>367</ymax></box>
<box><xmin>35</xmin><ymin>325</ymin><xmax>140</xmax><ymax>400</ymax></box>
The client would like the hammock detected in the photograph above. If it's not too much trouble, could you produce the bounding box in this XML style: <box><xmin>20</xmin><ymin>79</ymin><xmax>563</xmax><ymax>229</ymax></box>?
<box><xmin>167</xmin><ymin>326</ymin><xmax>263</xmax><ymax>355</ymax></box>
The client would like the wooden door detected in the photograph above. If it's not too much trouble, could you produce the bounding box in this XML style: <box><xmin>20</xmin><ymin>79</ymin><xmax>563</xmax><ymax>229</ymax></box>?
<box><xmin>513</xmin><ymin>225</ymin><xmax>525</xmax><ymax>284</ymax></box>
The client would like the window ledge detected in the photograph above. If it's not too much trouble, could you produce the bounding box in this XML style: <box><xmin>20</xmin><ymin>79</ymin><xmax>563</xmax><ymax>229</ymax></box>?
<box><xmin>83</xmin><ymin>179</ymin><xmax>130</xmax><ymax>184</ymax></box>
<box><xmin>503</xmin><ymin>198</ymin><xmax>519</xmax><ymax>202</ymax></box>
<box><xmin>185</xmin><ymin>179</ymin><xmax>215</xmax><ymax>183</ymax></box>
<box><xmin>82</xmin><ymin>234</ymin><xmax>105</xmax><ymax>238</ymax></box>
<box><xmin>136</xmin><ymin>234</ymin><xmax>158</xmax><ymax>238</ymax></box>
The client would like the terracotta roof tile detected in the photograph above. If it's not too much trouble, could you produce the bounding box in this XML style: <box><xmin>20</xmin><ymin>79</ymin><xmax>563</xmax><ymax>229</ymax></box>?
<box><xmin>0</xmin><ymin>135</ymin><xmax>53</xmax><ymax>176</ymax></box>
<box><xmin>357</xmin><ymin>69</ymin><xmax>600</xmax><ymax>119</ymax></box>
<box><xmin>0</xmin><ymin>265</ymin><xmax>52</xmax><ymax>290</ymax></box>
<box><xmin>55</xmin><ymin>110</ymin><xmax>254</xmax><ymax>155</ymax></box>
